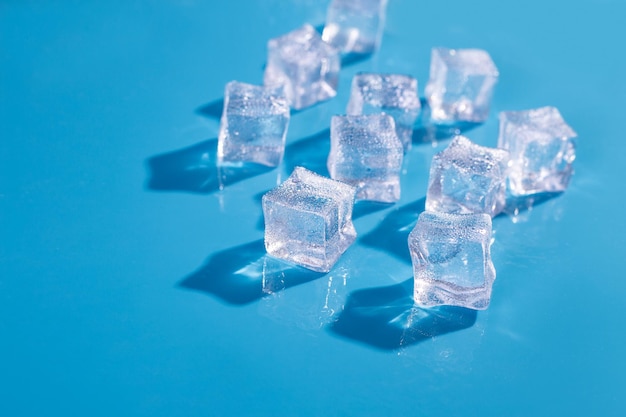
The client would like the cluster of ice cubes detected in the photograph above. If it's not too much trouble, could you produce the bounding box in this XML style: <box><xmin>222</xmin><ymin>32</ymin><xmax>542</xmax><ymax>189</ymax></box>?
<box><xmin>209</xmin><ymin>1</ymin><xmax>578</xmax><ymax>311</ymax></box>
<box><xmin>413</xmin><ymin>108</ymin><xmax>576</xmax><ymax>309</ymax></box>
<box><xmin>347</xmin><ymin>73</ymin><xmax>420</xmax><ymax>151</ymax></box>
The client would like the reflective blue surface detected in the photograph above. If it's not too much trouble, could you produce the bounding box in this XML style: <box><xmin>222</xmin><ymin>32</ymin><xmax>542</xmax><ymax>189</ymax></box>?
<box><xmin>2</xmin><ymin>1</ymin><xmax>625</xmax><ymax>416</ymax></box>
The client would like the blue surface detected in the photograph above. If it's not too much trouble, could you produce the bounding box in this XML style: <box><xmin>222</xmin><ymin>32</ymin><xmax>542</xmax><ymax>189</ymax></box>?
<box><xmin>2</xmin><ymin>1</ymin><xmax>625</xmax><ymax>416</ymax></box>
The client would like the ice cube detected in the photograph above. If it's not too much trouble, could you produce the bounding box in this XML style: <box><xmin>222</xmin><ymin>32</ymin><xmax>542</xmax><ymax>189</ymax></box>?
<box><xmin>322</xmin><ymin>0</ymin><xmax>388</xmax><ymax>54</ymax></box>
<box><xmin>262</xmin><ymin>166</ymin><xmax>357</xmax><ymax>273</ymax></box>
<box><xmin>264</xmin><ymin>24</ymin><xmax>340</xmax><ymax>110</ymax></box>
<box><xmin>346</xmin><ymin>72</ymin><xmax>420</xmax><ymax>151</ymax></box>
<box><xmin>498</xmin><ymin>106</ymin><xmax>577</xmax><ymax>196</ymax></box>
<box><xmin>425</xmin><ymin>48</ymin><xmax>499</xmax><ymax>123</ymax></box>
<box><xmin>327</xmin><ymin>114</ymin><xmax>404</xmax><ymax>203</ymax></box>
<box><xmin>426</xmin><ymin>136</ymin><xmax>510</xmax><ymax>217</ymax></box>
<box><xmin>217</xmin><ymin>81</ymin><xmax>290</xmax><ymax>167</ymax></box>
<box><xmin>408</xmin><ymin>211</ymin><xmax>496</xmax><ymax>310</ymax></box>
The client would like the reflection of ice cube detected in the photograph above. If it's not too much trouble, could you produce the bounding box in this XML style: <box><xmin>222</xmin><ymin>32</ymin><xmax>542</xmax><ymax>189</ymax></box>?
<box><xmin>327</xmin><ymin>114</ymin><xmax>403</xmax><ymax>203</ymax></box>
<box><xmin>322</xmin><ymin>0</ymin><xmax>388</xmax><ymax>54</ymax></box>
<box><xmin>346</xmin><ymin>73</ymin><xmax>420</xmax><ymax>151</ymax></box>
<box><xmin>425</xmin><ymin>48</ymin><xmax>499</xmax><ymax>123</ymax></box>
<box><xmin>498</xmin><ymin>107</ymin><xmax>577</xmax><ymax>196</ymax></box>
<box><xmin>217</xmin><ymin>81</ymin><xmax>290</xmax><ymax>167</ymax></box>
<box><xmin>408</xmin><ymin>211</ymin><xmax>495</xmax><ymax>310</ymax></box>
<box><xmin>262</xmin><ymin>167</ymin><xmax>356</xmax><ymax>273</ymax></box>
<box><xmin>259</xmin><ymin>255</ymin><xmax>325</xmax><ymax>295</ymax></box>
<box><xmin>264</xmin><ymin>24</ymin><xmax>340</xmax><ymax>110</ymax></box>
<box><xmin>259</xmin><ymin>266</ymin><xmax>349</xmax><ymax>330</ymax></box>
<box><xmin>426</xmin><ymin>136</ymin><xmax>510</xmax><ymax>217</ymax></box>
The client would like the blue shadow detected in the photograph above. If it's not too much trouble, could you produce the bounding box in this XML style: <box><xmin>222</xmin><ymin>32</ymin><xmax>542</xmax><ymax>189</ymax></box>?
<box><xmin>329</xmin><ymin>279</ymin><xmax>477</xmax><ymax>351</ymax></box>
<box><xmin>499</xmin><ymin>191</ymin><xmax>563</xmax><ymax>218</ymax></box>
<box><xmin>352</xmin><ymin>200</ymin><xmax>393</xmax><ymax>219</ymax></box>
<box><xmin>412</xmin><ymin>99</ymin><xmax>482</xmax><ymax>144</ymax></box>
<box><xmin>196</xmin><ymin>99</ymin><xmax>224</xmax><ymax>120</ymax></box>
<box><xmin>145</xmin><ymin>138</ymin><xmax>273</xmax><ymax>194</ymax></box>
<box><xmin>341</xmin><ymin>52</ymin><xmax>371</xmax><ymax>67</ymax></box>
<box><xmin>359</xmin><ymin>197</ymin><xmax>426</xmax><ymax>263</ymax></box>
<box><xmin>283</xmin><ymin>129</ymin><xmax>331</xmax><ymax>176</ymax></box>
<box><xmin>178</xmin><ymin>239</ymin><xmax>325</xmax><ymax>305</ymax></box>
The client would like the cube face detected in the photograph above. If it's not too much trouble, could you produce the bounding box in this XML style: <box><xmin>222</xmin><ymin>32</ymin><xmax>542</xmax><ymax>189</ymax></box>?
<box><xmin>425</xmin><ymin>48</ymin><xmax>499</xmax><ymax>123</ymax></box>
<box><xmin>264</xmin><ymin>24</ymin><xmax>340</xmax><ymax>110</ymax></box>
<box><xmin>346</xmin><ymin>73</ymin><xmax>421</xmax><ymax>151</ymax></box>
<box><xmin>262</xmin><ymin>167</ymin><xmax>357</xmax><ymax>272</ymax></box>
<box><xmin>498</xmin><ymin>107</ymin><xmax>577</xmax><ymax>195</ymax></box>
<box><xmin>217</xmin><ymin>81</ymin><xmax>290</xmax><ymax>167</ymax></box>
<box><xmin>327</xmin><ymin>114</ymin><xmax>403</xmax><ymax>203</ymax></box>
<box><xmin>322</xmin><ymin>0</ymin><xmax>388</xmax><ymax>54</ymax></box>
<box><xmin>425</xmin><ymin>136</ymin><xmax>510</xmax><ymax>217</ymax></box>
<box><xmin>408</xmin><ymin>211</ymin><xmax>495</xmax><ymax>310</ymax></box>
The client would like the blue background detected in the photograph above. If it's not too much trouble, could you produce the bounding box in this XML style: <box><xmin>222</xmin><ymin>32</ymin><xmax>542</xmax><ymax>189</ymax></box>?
<box><xmin>2</xmin><ymin>1</ymin><xmax>625</xmax><ymax>416</ymax></box>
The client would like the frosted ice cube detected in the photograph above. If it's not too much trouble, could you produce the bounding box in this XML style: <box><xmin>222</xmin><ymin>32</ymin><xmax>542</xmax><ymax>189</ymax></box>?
<box><xmin>498</xmin><ymin>106</ymin><xmax>577</xmax><ymax>196</ymax></box>
<box><xmin>322</xmin><ymin>0</ymin><xmax>388</xmax><ymax>54</ymax></box>
<box><xmin>217</xmin><ymin>81</ymin><xmax>290</xmax><ymax>167</ymax></box>
<box><xmin>408</xmin><ymin>211</ymin><xmax>495</xmax><ymax>310</ymax></box>
<box><xmin>327</xmin><ymin>114</ymin><xmax>403</xmax><ymax>203</ymax></box>
<box><xmin>426</xmin><ymin>136</ymin><xmax>510</xmax><ymax>217</ymax></box>
<box><xmin>425</xmin><ymin>48</ymin><xmax>499</xmax><ymax>123</ymax></box>
<box><xmin>346</xmin><ymin>73</ymin><xmax>420</xmax><ymax>151</ymax></box>
<box><xmin>262</xmin><ymin>167</ymin><xmax>357</xmax><ymax>273</ymax></box>
<box><xmin>264</xmin><ymin>24</ymin><xmax>340</xmax><ymax>110</ymax></box>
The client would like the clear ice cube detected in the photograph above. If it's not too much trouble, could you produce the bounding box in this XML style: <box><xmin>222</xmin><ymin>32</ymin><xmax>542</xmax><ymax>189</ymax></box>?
<box><xmin>426</xmin><ymin>136</ymin><xmax>510</xmax><ymax>217</ymax></box>
<box><xmin>408</xmin><ymin>211</ymin><xmax>496</xmax><ymax>310</ymax></box>
<box><xmin>346</xmin><ymin>72</ymin><xmax>420</xmax><ymax>152</ymax></box>
<box><xmin>425</xmin><ymin>48</ymin><xmax>499</xmax><ymax>123</ymax></box>
<box><xmin>322</xmin><ymin>0</ymin><xmax>388</xmax><ymax>54</ymax></box>
<box><xmin>262</xmin><ymin>166</ymin><xmax>357</xmax><ymax>273</ymax></box>
<box><xmin>264</xmin><ymin>24</ymin><xmax>340</xmax><ymax>110</ymax></box>
<box><xmin>498</xmin><ymin>106</ymin><xmax>577</xmax><ymax>196</ymax></box>
<box><xmin>327</xmin><ymin>114</ymin><xmax>404</xmax><ymax>203</ymax></box>
<box><xmin>217</xmin><ymin>81</ymin><xmax>290</xmax><ymax>167</ymax></box>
